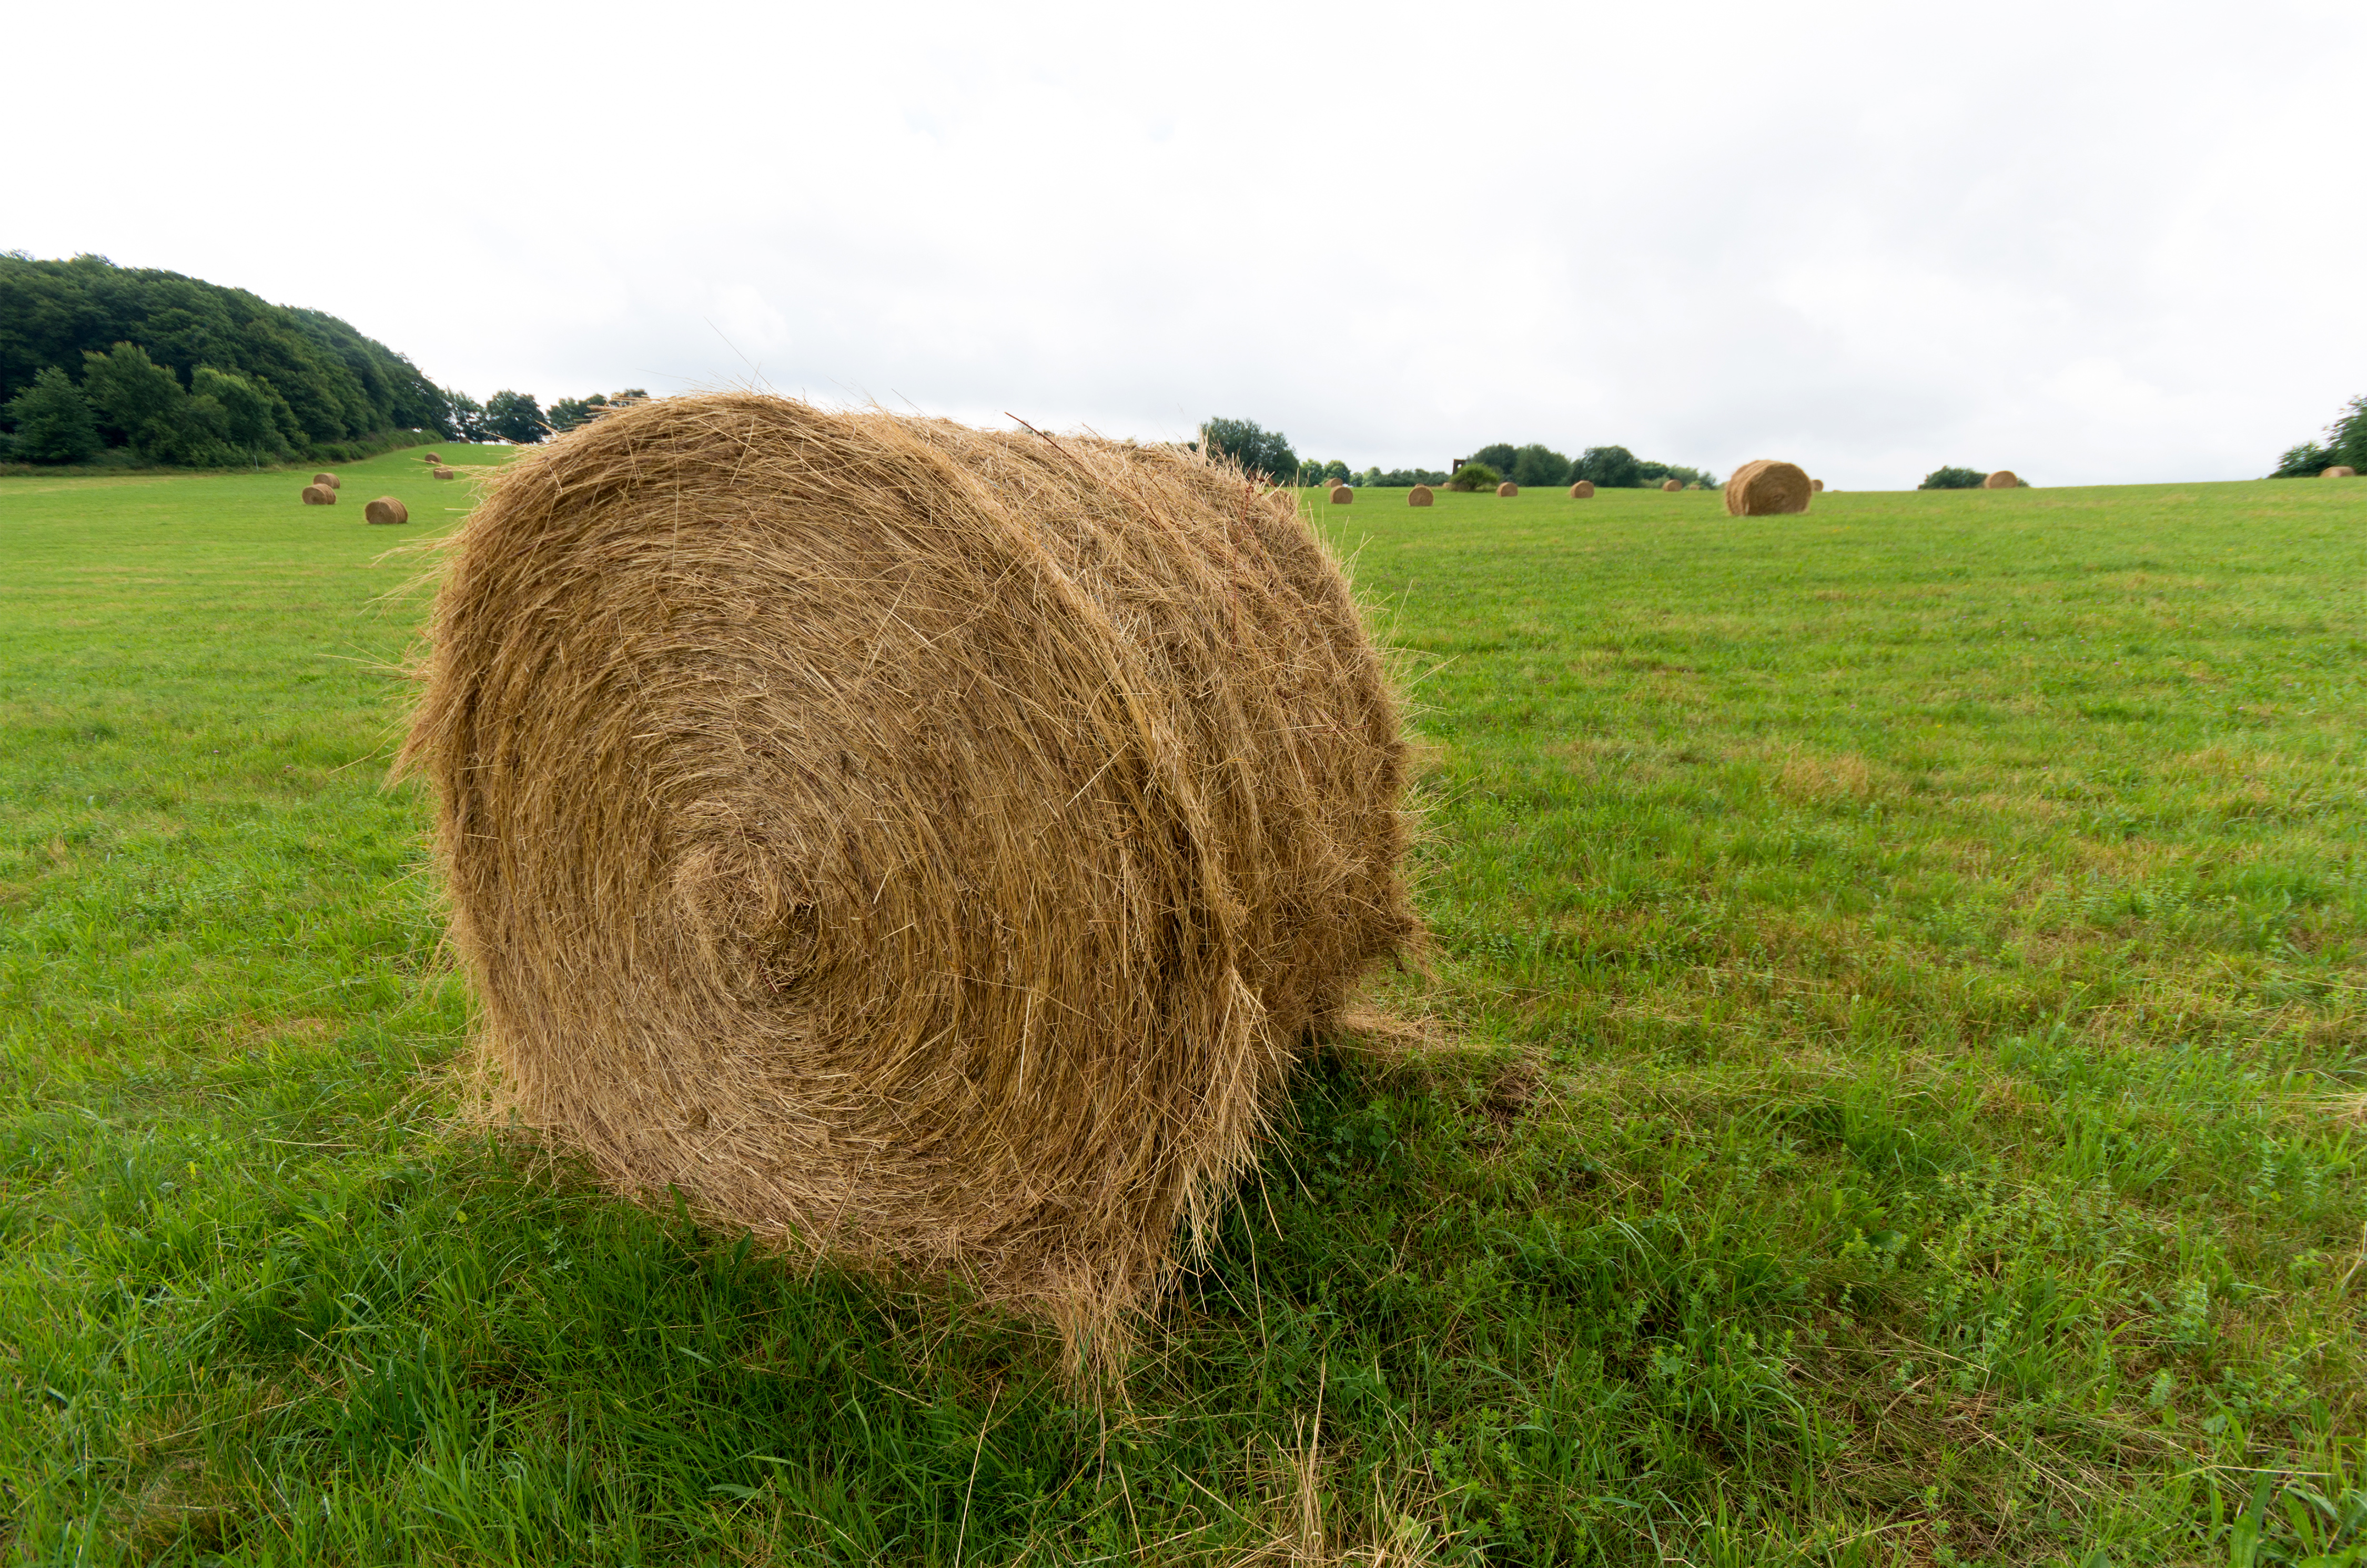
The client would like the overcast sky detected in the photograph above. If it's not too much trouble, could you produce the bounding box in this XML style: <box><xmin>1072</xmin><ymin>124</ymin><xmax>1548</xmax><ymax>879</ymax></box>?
<box><xmin>13</xmin><ymin>0</ymin><xmax>2364</xmax><ymax>487</ymax></box>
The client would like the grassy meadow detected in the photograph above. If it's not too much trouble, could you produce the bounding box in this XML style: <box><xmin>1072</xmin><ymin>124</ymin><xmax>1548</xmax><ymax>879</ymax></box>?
<box><xmin>1</xmin><ymin>460</ymin><xmax>2362</xmax><ymax>1564</ymax></box>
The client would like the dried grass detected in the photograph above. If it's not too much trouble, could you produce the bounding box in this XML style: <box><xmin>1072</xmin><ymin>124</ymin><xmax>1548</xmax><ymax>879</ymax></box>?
<box><xmin>1494</xmin><ymin>481</ymin><xmax>1518</xmax><ymax>497</ymax></box>
<box><xmin>299</xmin><ymin>484</ymin><xmax>335</xmax><ymax>505</ymax></box>
<box><xmin>2324</xmin><ymin>466</ymin><xmax>2357</xmax><ymax>479</ymax></box>
<box><xmin>1407</xmin><ymin>485</ymin><xmax>1433</xmax><ymax>508</ymax></box>
<box><xmin>1810</xmin><ymin>479</ymin><xmax>1824</xmax><ymax>493</ymax></box>
<box><xmin>1723</xmin><ymin>459</ymin><xmax>1812</xmax><ymax>517</ymax></box>
<box><xmin>1568</xmin><ymin>481</ymin><xmax>1594</xmax><ymax>499</ymax></box>
<box><xmin>423</xmin><ymin>451</ymin><xmax>443</xmax><ymax>463</ymax></box>
<box><xmin>1660</xmin><ymin>478</ymin><xmax>1683</xmax><ymax>492</ymax></box>
<box><xmin>433</xmin><ymin>467</ymin><xmax>457</xmax><ymax>480</ymax></box>
<box><xmin>312</xmin><ymin>472</ymin><xmax>341</xmax><ymax>490</ymax></box>
<box><xmin>1329</xmin><ymin>484</ymin><xmax>1353</xmax><ymax>504</ymax></box>
<box><xmin>363</xmin><ymin>497</ymin><xmax>410</xmax><ymax>527</ymax></box>
<box><xmin>1984</xmin><ymin>470</ymin><xmax>2020</xmax><ymax>489</ymax></box>
<box><xmin>397</xmin><ymin>392</ymin><xmax>1421</xmax><ymax>1368</ymax></box>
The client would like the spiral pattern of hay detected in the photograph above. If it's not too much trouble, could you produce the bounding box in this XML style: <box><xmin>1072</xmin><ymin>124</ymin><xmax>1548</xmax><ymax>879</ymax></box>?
<box><xmin>300</xmin><ymin>484</ymin><xmax>335</xmax><ymax>505</ymax></box>
<box><xmin>1723</xmin><ymin>460</ymin><xmax>1813</xmax><ymax>517</ymax></box>
<box><xmin>1495</xmin><ymin>481</ymin><xmax>1519</xmax><ymax>497</ymax></box>
<box><xmin>2324</xmin><ymin>466</ymin><xmax>2356</xmax><ymax>479</ymax></box>
<box><xmin>1983</xmin><ymin>470</ymin><xmax>2020</xmax><ymax>489</ymax></box>
<box><xmin>1569</xmin><ymin>481</ymin><xmax>1594</xmax><ymax>499</ymax></box>
<box><xmin>365</xmin><ymin>497</ymin><xmax>410</xmax><ymax>526</ymax></box>
<box><xmin>1408</xmin><ymin>485</ymin><xmax>1433</xmax><ymax>507</ymax></box>
<box><xmin>1329</xmin><ymin>484</ymin><xmax>1353</xmax><ymax>504</ymax></box>
<box><xmin>398</xmin><ymin>392</ymin><xmax>1420</xmax><ymax>1363</ymax></box>
<box><xmin>313</xmin><ymin>472</ymin><xmax>341</xmax><ymax>490</ymax></box>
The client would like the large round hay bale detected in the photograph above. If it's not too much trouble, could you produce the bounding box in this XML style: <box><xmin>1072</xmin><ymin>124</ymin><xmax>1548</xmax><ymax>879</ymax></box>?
<box><xmin>2324</xmin><ymin>466</ymin><xmax>2356</xmax><ymax>479</ymax></box>
<box><xmin>1983</xmin><ymin>470</ymin><xmax>2019</xmax><ymax>489</ymax></box>
<box><xmin>1407</xmin><ymin>485</ymin><xmax>1433</xmax><ymax>507</ymax></box>
<box><xmin>1495</xmin><ymin>481</ymin><xmax>1518</xmax><ymax>497</ymax></box>
<box><xmin>433</xmin><ymin>467</ymin><xmax>457</xmax><ymax>479</ymax></box>
<box><xmin>1329</xmin><ymin>483</ymin><xmax>1353</xmax><ymax>504</ymax></box>
<box><xmin>1722</xmin><ymin>459</ymin><xmax>1813</xmax><ymax>517</ymax></box>
<box><xmin>398</xmin><ymin>392</ymin><xmax>1420</xmax><ymax>1362</ymax></box>
<box><xmin>1569</xmin><ymin>480</ymin><xmax>1595</xmax><ymax>499</ymax></box>
<box><xmin>300</xmin><ymin>484</ymin><xmax>335</xmax><ymax>505</ymax></box>
<box><xmin>313</xmin><ymin>472</ymin><xmax>341</xmax><ymax>490</ymax></box>
<box><xmin>1661</xmin><ymin>478</ymin><xmax>1683</xmax><ymax>493</ymax></box>
<box><xmin>364</xmin><ymin>496</ymin><xmax>410</xmax><ymax>526</ymax></box>
<box><xmin>424</xmin><ymin>452</ymin><xmax>443</xmax><ymax>463</ymax></box>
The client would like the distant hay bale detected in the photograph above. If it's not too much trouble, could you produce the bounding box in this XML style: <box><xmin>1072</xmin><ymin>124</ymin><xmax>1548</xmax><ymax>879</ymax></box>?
<box><xmin>1722</xmin><ymin>460</ymin><xmax>1813</xmax><ymax>517</ymax></box>
<box><xmin>424</xmin><ymin>452</ymin><xmax>443</xmax><ymax>463</ymax></box>
<box><xmin>433</xmin><ymin>467</ymin><xmax>457</xmax><ymax>479</ymax></box>
<box><xmin>1408</xmin><ymin>485</ymin><xmax>1433</xmax><ymax>507</ymax></box>
<box><xmin>300</xmin><ymin>484</ymin><xmax>335</xmax><ymax>505</ymax></box>
<box><xmin>1329</xmin><ymin>484</ymin><xmax>1353</xmax><ymax>503</ymax></box>
<box><xmin>313</xmin><ymin>472</ymin><xmax>341</xmax><ymax>490</ymax></box>
<box><xmin>397</xmin><ymin>392</ymin><xmax>1420</xmax><ymax>1365</ymax></box>
<box><xmin>2324</xmin><ymin>466</ymin><xmax>2356</xmax><ymax>479</ymax></box>
<box><xmin>1661</xmin><ymin>479</ymin><xmax>1683</xmax><ymax>493</ymax></box>
<box><xmin>1810</xmin><ymin>479</ymin><xmax>1824</xmax><ymax>493</ymax></box>
<box><xmin>365</xmin><ymin>497</ymin><xmax>410</xmax><ymax>526</ymax></box>
<box><xmin>1569</xmin><ymin>481</ymin><xmax>1595</xmax><ymax>499</ymax></box>
<box><xmin>1495</xmin><ymin>481</ymin><xmax>1518</xmax><ymax>497</ymax></box>
<box><xmin>1983</xmin><ymin>470</ymin><xmax>2019</xmax><ymax>489</ymax></box>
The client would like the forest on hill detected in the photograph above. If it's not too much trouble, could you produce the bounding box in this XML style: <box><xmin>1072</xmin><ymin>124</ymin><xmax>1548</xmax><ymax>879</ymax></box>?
<box><xmin>0</xmin><ymin>254</ymin><xmax>449</xmax><ymax>466</ymax></box>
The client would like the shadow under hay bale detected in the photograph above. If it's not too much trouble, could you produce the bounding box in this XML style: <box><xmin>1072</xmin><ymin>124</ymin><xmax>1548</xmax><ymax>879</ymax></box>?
<box><xmin>300</xmin><ymin>484</ymin><xmax>335</xmax><ymax>505</ymax></box>
<box><xmin>1495</xmin><ymin>481</ymin><xmax>1518</xmax><ymax>497</ymax></box>
<box><xmin>398</xmin><ymin>392</ymin><xmax>1422</xmax><ymax>1368</ymax></box>
<box><xmin>1569</xmin><ymin>481</ymin><xmax>1594</xmax><ymax>499</ymax></box>
<box><xmin>1723</xmin><ymin>459</ymin><xmax>1813</xmax><ymax>517</ymax></box>
<box><xmin>1329</xmin><ymin>483</ymin><xmax>1353</xmax><ymax>503</ymax></box>
<box><xmin>1408</xmin><ymin>484</ymin><xmax>1433</xmax><ymax>507</ymax></box>
<box><xmin>365</xmin><ymin>497</ymin><xmax>410</xmax><ymax>526</ymax></box>
<box><xmin>1984</xmin><ymin>470</ymin><xmax>2021</xmax><ymax>489</ymax></box>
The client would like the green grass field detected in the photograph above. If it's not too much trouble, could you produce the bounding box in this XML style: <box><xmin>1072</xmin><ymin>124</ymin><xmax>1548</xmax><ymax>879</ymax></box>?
<box><xmin>3</xmin><ymin>460</ymin><xmax>2363</xmax><ymax>1565</ymax></box>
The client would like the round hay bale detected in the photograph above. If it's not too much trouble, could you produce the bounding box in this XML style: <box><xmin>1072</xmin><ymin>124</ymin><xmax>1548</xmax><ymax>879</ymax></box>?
<box><xmin>1495</xmin><ymin>481</ymin><xmax>1519</xmax><ymax>497</ymax></box>
<box><xmin>1983</xmin><ymin>470</ymin><xmax>2019</xmax><ymax>489</ymax></box>
<box><xmin>433</xmin><ymin>467</ymin><xmax>457</xmax><ymax>479</ymax></box>
<box><xmin>1722</xmin><ymin>460</ymin><xmax>1813</xmax><ymax>517</ymax></box>
<box><xmin>424</xmin><ymin>451</ymin><xmax>443</xmax><ymax>463</ymax></box>
<box><xmin>1407</xmin><ymin>485</ymin><xmax>1433</xmax><ymax>507</ymax></box>
<box><xmin>364</xmin><ymin>496</ymin><xmax>410</xmax><ymax>527</ymax></box>
<box><xmin>313</xmin><ymin>472</ymin><xmax>341</xmax><ymax>490</ymax></box>
<box><xmin>1810</xmin><ymin>479</ymin><xmax>1825</xmax><ymax>493</ymax></box>
<box><xmin>1329</xmin><ymin>483</ymin><xmax>1353</xmax><ymax>504</ymax></box>
<box><xmin>1661</xmin><ymin>478</ymin><xmax>1683</xmax><ymax>493</ymax></box>
<box><xmin>2323</xmin><ymin>466</ymin><xmax>2356</xmax><ymax>479</ymax></box>
<box><xmin>1569</xmin><ymin>481</ymin><xmax>1595</xmax><ymax>499</ymax></box>
<box><xmin>300</xmin><ymin>484</ymin><xmax>335</xmax><ymax>505</ymax></box>
<box><xmin>398</xmin><ymin>392</ymin><xmax>1420</xmax><ymax>1362</ymax></box>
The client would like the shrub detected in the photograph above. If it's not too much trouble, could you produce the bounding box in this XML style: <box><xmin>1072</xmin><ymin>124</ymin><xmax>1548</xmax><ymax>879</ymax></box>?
<box><xmin>2270</xmin><ymin>442</ymin><xmax>2332</xmax><ymax>478</ymax></box>
<box><xmin>1574</xmin><ymin>446</ymin><xmax>1642</xmax><ymax>489</ymax></box>
<box><xmin>1919</xmin><ymin>466</ymin><xmax>1987</xmax><ymax>490</ymax></box>
<box><xmin>2</xmin><ymin>366</ymin><xmax>102</xmax><ymax>464</ymax></box>
<box><xmin>1510</xmin><ymin>444</ymin><xmax>1572</xmax><ymax>488</ymax></box>
<box><xmin>1449</xmin><ymin>462</ymin><xmax>1501</xmax><ymax>492</ymax></box>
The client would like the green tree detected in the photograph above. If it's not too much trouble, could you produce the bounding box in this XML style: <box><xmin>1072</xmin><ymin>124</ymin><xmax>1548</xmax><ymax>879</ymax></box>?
<box><xmin>1573</xmin><ymin>446</ymin><xmax>1642</xmax><ymax>488</ymax></box>
<box><xmin>139</xmin><ymin>393</ymin><xmax>238</xmax><ymax>467</ymax></box>
<box><xmin>2270</xmin><ymin>441</ymin><xmax>2332</xmax><ymax>478</ymax></box>
<box><xmin>192</xmin><ymin>365</ymin><xmax>295</xmax><ymax>458</ymax></box>
<box><xmin>2327</xmin><ymin>394</ymin><xmax>2367</xmax><ymax>470</ymax></box>
<box><xmin>1321</xmin><ymin>459</ymin><xmax>1351</xmax><ymax>484</ymax></box>
<box><xmin>1509</xmin><ymin>444</ymin><xmax>1572</xmax><ymax>488</ymax></box>
<box><xmin>483</xmin><ymin>390</ymin><xmax>546</xmax><ymax>443</ymax></box>
<box><xmin>2</xmin><ymin>366</ymin><xmax>101</xmax><ymax>463</ymax></box>
<box><xmin>80</xmin><ymin>342</ymin><xmax>184</xmax><ymax>450</ymax></box>
<box><xmin>1449</xmin><ymin>461</ymin><xmax>1501</xmax><ymax>492</ymax></box>
<box><xmin>547</xmin><ymin>396</ymin><xmax>595</xmax><ymax>432</ymax></box>
<box><xmin>444</xmin><ymin>390</ymin><xmax>488</xmax><ymax>442</ymax></box>
<box><xmin>1199</xmin><ymin>417</ymin><xmax>1299</xmax><ymax>484</ymax></box>
<box><xmin>1918</xmin><ymin>466</ymin><xmax>1986</xmax><ymax>490</ymax></box>
<box><xmin>1295</xmin><ymin>459</ymin><xmax>1326</xmax><ymax>487</ymax></box>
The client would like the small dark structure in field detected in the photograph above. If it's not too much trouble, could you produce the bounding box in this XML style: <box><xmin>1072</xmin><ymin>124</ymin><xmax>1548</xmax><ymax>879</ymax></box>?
<box><xmin>364</xmin><ymin>497</ymin><xmax>410</xmax><ymax>526</ymax></box>
<box><xmin>1569</xmin><ymin>481</ymin><xmax>1595</xmax><ymax>499</ymax></box>
<box><xmin>1496</xmin><ymin>481</ymin><xmax>1518</xmax><ymax>497</ymax></box>
<box><xmin>1329</xmin><ymin>484</ymin><xmax>1353</xmax><ymax>503</ymax></box>
<box><xmin>1408</xmin><ymin>484</ymin><xmax>1434</xmax><ymax>507</ymax></box>
<box><xmin>1724</xmin><ymin>460</ymin><xmax>1813</xmax><ymax>517</ymax></box>
<box><xmin>398</xmin><ymin>392</ymin><xmax>1420</xmax><ymax>1367</ymax></box>
<box><xmin>312</xmin><ymin>472</ymin><xmax>340</xmax><ymax>490</ymax></box>
<box><xmin>1984</xmin><ymin>470</ymin><xmax>2020</xmax><ymax>489</ymax></box>
<box><xmin>300</xmin><ymin>484</ymin><xmax>335</xmax><ymax>505</ymax></box>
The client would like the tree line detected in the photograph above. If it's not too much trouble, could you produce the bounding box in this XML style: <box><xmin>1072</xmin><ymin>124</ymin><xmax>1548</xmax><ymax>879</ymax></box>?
<box><xmin>1197</xmin><ymin>420</ymin><xmax>1718</xmax><ymax>491</ymax></box>
<box><xmin>2270</xmin><ymin>392</ymin><xmax>2366</xmax><ymax>476</ymax></box>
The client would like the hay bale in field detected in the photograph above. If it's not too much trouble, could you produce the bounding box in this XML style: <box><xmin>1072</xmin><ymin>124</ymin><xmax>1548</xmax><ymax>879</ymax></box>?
<box><xmin>300</xmin><ymin>484</ymin><xmax>335</xmax><ymax>505</ymax></box>
<box><xmin>364</xmin><ymin>496</ymin><xmax>410</xmax><ymax>526</ymax></box>
<box><xmin>397</xmin><ymin>392</ymin><xmax>1421</xmax><ymax>1366</ymax></box>
<box><xmin>313</xmin><ymin>472</ymin><xmax>341</xmax><ymax>490</ymax></box>
<box><xmin>1329</xmin><ymin>484</ymin><xmax>1353</xmax><ymax>503</ymax></box>
<box><xmin>1495</xmin><ymin>481</ymin><xmax>1518</xmax><ymax>497</ymax></box>
<box><xmin>1408</xmin><ymin>484</ymin><xmax>1433</xmax><ymax>507</ymax></box>
<box><xmin>1569</xmin><ymin>481</ymin><xmax>1595</xmax><ymax>499</ymax></box>
<box><xmin>433</xmin><ymin>467</ymin><xmax>457</xmax><ymax>479</ymax></box>
<box><xmin>1723</xmin><ymin>459</ymin><xmax>1813</xmax><ymax>517</ymax></box>
<box><xmin>424</xmin><ymin>451</ymin><xmax>443</xmax><ymax>463</ymax></box>
<box><xmin>1810</xmin><ymin>479</ymin><xmax>1824</xmax><ymax>493</ymax></box>
<box><xmin>1661</xmin><ymin>478</ymin><xmax>1683</xmax><ymax>492</ymax></box>
<box><xmin>2324</xmin><ymin>466</ymin><xmax>2356</xmax><ymax>478</ymax></box>
<box><xmin>1983</xmin><ymin>470</ymin><xmax>2019</xmax><ymax>489</ymax></box>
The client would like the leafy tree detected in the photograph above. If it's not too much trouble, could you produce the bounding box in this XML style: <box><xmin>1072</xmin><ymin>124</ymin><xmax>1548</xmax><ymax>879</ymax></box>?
<box><xmin>1573</xmin><ymin>446</ymin><xmax>1642</xmax><ymax>488</ymax></box>
<box><xmin>1918</xmin><ymin>466</ymin><xmax>1986</xmax><ymax>490</ymax></box>
<box><xmin>1199</xmin><ymin>417</ymin><xmax>1299</xmax><ymax>484</ymax></box>
<box><xmin>1472</xmin><ymin>443</ymin><xmax>1519</xmax><ymax>476</ymax></box>
<box><xmin>483</xmin><ymin>390</ymin><xmax>546</xmax><ymax>443</ymax></box>
<box><xmin>1320</xmin><ymin>460</ymin><xmax>1351</xmax><ymax>484</ymax></box>
<box><xmin>2</xmin><ymin>366</ymin><xmax>101</xmax><ymax>463</ymax></box>
<box><xmin>1636</xmin><ymin>460</ymin><xmax>1719</xmax><ymax>489</ymax></box>
<box><xmin>139</xmin><ymin>392</ymin><xmax>238</xmax><ymax>467</ymax></box>
<box><xmin>2269</xmin><ymin>392</ymin><xmax>2367</xmax><ymax>476</ymax></box>
<box><xmin>444</xmin><ymin>390</ymin><xmax>489</xmax><ymax>442</ymax></box>
<box><xmin>1510</xmin><ymin>444</ymin><xmax>1572</xmax><ymax>488</ymax></box>
<box><xmin>80</xmin><ymin>342</ymin><xmax>184</xmax><ymax>450</ymax></box>
<box><xmin>1449</xmin><ymin>462</ymin><xmax>1501</xmax><ymax>491</ymax></box>
<box><xmin>547</xmin><ymin>396</ymin><xmax>595</xmax><ymax>432</ymax></box>
<box><xmin>2270</xmin><ymin>441</ymin><xmax>2332</xmax><ymax>478</ymax></box>
<box><xmin>1294</xmin><ymin>459</ymin><xmax>1326</xmax><ymax>487</ymax></box>
<box><xmin>191</xmin><ymin>365</ymin><xmax>296</xmax><ymax>457</ymax></box>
